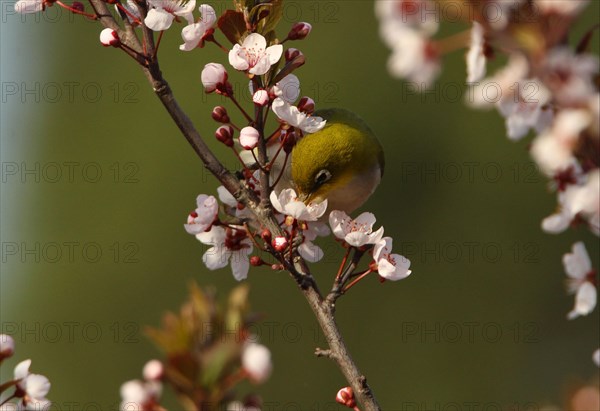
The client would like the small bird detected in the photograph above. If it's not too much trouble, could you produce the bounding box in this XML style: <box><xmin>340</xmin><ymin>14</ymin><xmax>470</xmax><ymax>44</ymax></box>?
<box><xmin>290</xmin><ymin>108</ymin><xmax>385</xmax><ymax>214</ymax></box>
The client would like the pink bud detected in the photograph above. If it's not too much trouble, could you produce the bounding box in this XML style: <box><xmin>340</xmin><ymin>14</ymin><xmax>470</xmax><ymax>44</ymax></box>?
<box><xmin>285</xmin><ymin>48</ymin><xmax>303</xmax><ymax>62</ymax></box>
<box><xmin>0</xmin><ymin>334</ymin><xmax>15</xmax><ymax>359</ymax></box>
<box><xmin>250</xmin><ymin>256</ymin><xmax>264</xmax><ymax>267</ymax></box>
<box><xmin>201</xmin><ymin>63</ymin><xmax>228</xmax><ymax>93</ymax></box>
<box><xmin>271</xmin><ymin>236</ymin><xmax>288</xmax><ymax>252</ymax></box>
<box><xmin>297</xmin><ymin>96</ymin><xmax>315</xmax><ymax>114</ymax></box>
<box><xmin>287</xmin><ymin>22</ymin><xmax>312</xmax><ymax>40</ymax></box>
<box><xmin>211</xmin><ymin>106</ymin><xmax>230</xmax><ymax>123</ymax></box>
<box><xmin>100</xmin><ymin>28</ymin><xmax>120</xmax><ymax>47</ymax></box>
<box><xmin>239</xmin><ymin>126</ymin><xmax>260</xmax><ymax>150</ymax></box>
<box><xmin>215</xmin><ymin>125</ymin><xmax>234</xmax><ymax>147</ymax></box>
<box><xmin>71</xmin><ymin>1</ymin><xmax>84</xmax><ymax>13</ymax></box>
<box><xmin>252</xmin><ymin>89</ymin><xmax>269</xmax><ymax>106</ymax></box>
<box><xmin>335</xmin><ymin>387</ymin><xmax>356</xmax><ymax>408</ymax></box>
<box><xmin>261</xmin><ymin>229</ymin><xmax>272</xmax><ymax>243</ymax></box>
<box><xmin>143</xmin><ymin>359</ymin><xmax>164</xmax><ymax>381</ymax></box>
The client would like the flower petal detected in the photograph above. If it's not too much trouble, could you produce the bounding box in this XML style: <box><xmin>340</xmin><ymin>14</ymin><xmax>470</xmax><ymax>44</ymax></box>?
<box><xmin>567</xmin><ymin>281</ymin><xmax>597</xmax><ymax>319</ymax></box>
<box><xmin>563</xmin><ymin>241</ymin><xmax>592</xmax><ymax>279</ymax></box>
<box><xmin>230</xmin><ymin>251</ymin><xmax>250</xmax><ymax>281</ymax></box>
<box><xmin>229</xmin><ymin>45</ymin><xmax>249</xmax><ymax>71</ymax></box>
<box><xmin>299</xmin><ymin>241</ymin><xmax>324</xmax><ymax>263</ymax></box>
<box><xmin>14</xmin><ymin>359</ymin><xmax>31</xmax><ymax>381</ymax></box>
<box><xmin>203</xmin><ymin>247</ymin><xmax>231</xmax><ymax>270</ymax></box>
<box><xmin>145</xmin><ymin>8</ymin><xmax>175</xmax><ymax>31</ymax></box>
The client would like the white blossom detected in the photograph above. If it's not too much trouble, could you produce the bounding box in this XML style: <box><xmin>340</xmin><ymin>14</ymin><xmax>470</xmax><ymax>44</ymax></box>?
<box><xmin>563</xmin><ymin>242</ymin><xmax>597</xmax><ymax>320</ymax></box>
<box><xmin>329</xmin><ymin>210</ymin><xmax>384</xmax><ymax>247</ymax></box>
<box><xmin>466</xmin><ymin>22</ymin><xmax>486</xmax><ymax>84</ymax></box>
<box><xmin>14</xmin><ymin>0</ymin><xmax>43</xmax><ymax>14</ymax></box>
<box><xmin>270</xmin><ymin>188</ymin><xmax>327</xmax><ymax>221</ymax></box>
<box><xmin>242</xmin><ymin>343</ymin><xmax>272</xmax><ymax>383</ymax></box>
<box><xmin>229</xmin><ymin>33</ymin><xmax>283</xmax><ymax>76</ymax></box>
<box><xmin>271</xmin><ymin>98</ymin><xmax>326</xmax><ymax>133</ymax></box>
<box><xmin>0</xmin><ymin>334</ymin><xmax>15</xmax><ymax>358</ymax></box>
<box><xmin>144</xmin><ymin>0</ymin><xmax>196</xmax><ymax>31</ymax></box>
<box><xmin>386</xmin><ymin>28</ymin><xmax>440</xmax><ymax>89</ymax></box>
<box><xmin>184</xmin><ymin>195</ymin><xmax>218</xmax><ymax>235</ymax></box>
<box><xmin>373</xmin><ymin>237</ymin><xmax>412</xmax><ymax>281</ymax></box>
<box><xmin>196</xmin><ymin>226</ymin><xmax>253</xmax><ymax>281</ymax></box>
<box><xmin>180</xmin><ymin>4</ymin><xmax>217</xmax><ymax>51</ymax></box>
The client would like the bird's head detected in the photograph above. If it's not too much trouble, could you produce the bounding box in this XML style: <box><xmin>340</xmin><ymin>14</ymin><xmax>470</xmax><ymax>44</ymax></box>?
<box><xmin>290</xmin><ymin>108</ymin><xmax>384</xmax><ymax>214</ymax></box>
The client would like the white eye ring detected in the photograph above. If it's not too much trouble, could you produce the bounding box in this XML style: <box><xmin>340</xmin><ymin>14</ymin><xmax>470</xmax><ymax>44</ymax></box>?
<box><xmin>315</xmin><ymin>169</ymin><xmax>332</xmax><ymax>185</ymax></box>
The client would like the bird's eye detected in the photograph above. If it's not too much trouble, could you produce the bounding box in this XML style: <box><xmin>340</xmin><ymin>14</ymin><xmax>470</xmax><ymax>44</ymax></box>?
<box><xmin>314</xmin><ymin>169</ymin><xmax>332</xmax><ymax>186</ymax></box>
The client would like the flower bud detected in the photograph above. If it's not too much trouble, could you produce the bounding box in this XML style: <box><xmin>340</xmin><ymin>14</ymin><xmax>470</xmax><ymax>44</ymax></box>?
<box><xmin>250</xmin><ymin>256</ymin><xmax>264</xmax><ymax>267</ymax></box>
<box><xmin>271</xmin><ymin>236</ymin><xmax>288</xmax><ymax>252</ymax></box>
<box><xmin>242</xmin><ymin>343</ymin><xmax>272</xmax><ymax>383</ymax></box>
<box><xmin>100</xmin><ymin>28</ymin><xmax>120</xmax><ymax>47</ymax></box>
<box><xmin>335</xmin><ymin>387</ymin><xmax>356</xmax><ymax>408</ymax></box>
<box><xmin>0</xmin><ymin>334</ymin><xmax>15</xmax><ymax>359</ymax></box>
<box><xmin>239</xmin><ymin>126</ymin><xmax>260</xmax><ymax>150</ymax></box>
<box><xmin>143</xmin><ymin>359</ymin><xmax>164</xmax><ymax>381</ymax></box>
<box><xmin>71</xmin><ymin>1</ymin><xmax>84</xmax><ymax>13</ymax></box>
<box><xmin>285</xmin><ymin>48</ymin><xmax>303</xmax><ymax>62</ymax></box>
<box><xmin>201</xmin><ymin>63</ymin><xmax>228</xmax><ymax>93</ymax></box>
<box><xmin>297</xmin><ymin>96</ymin><xmax>315</xmax><ymax>114</ymax></box>
<box><xmin>215</xmin><ymin>125</ymin><xmax>234</xmax><ymax>147</ymax></box>
<box><xmin>282</xmin><ymin>130</ymin><xmax>298</xmax><ymax>154</ymax></box>
<box><xmin>287</xmin><ymin>22</ymin><xmax>312</xmax><ymax>40</ymax></box>
<box><xmin>252</xmin><ymin>89</ymin><xmax>269</xmax><ymax>106</ymax></box>
<box><xmin>211</xmin><ymin>106</ymin><xmax>230</xmax><ymax>123</ymax></box>
<box><xmin>260</xmin><ymin>229</ymin><xmax>272</xmax><ymax>243</ymax></box>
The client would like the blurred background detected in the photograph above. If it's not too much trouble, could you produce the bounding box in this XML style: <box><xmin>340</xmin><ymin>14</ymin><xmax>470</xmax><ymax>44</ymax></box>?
<box><xmin>1</xmin><ymin>1</ymin><xmax>599</xmax><ymax>409</ymax></box>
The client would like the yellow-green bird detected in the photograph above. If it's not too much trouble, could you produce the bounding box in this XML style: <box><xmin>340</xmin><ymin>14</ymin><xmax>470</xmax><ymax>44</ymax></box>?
<box><xmin>290</xmin><ymin>108</ymin><xmax>385</xmax><ymax>214</ymax></box>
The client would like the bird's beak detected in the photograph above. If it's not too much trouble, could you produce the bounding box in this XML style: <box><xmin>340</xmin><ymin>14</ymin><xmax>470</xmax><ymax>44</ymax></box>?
<box><xmin>297</xmin><ymin>191</ymin><xmax>311</xmax><ymax>204</ymax></box>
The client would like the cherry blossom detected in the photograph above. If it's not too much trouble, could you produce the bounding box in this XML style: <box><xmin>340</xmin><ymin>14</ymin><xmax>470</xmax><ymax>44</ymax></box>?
<box><xmin>329</xmin><ymin>210</ymin><xmax>384</xmax><ymax>248</ymax></box>
<box><xmin>228</xmin><ymin>33</ymin><xmax>283</xmax><ymax>76</ymax></box>
<box><xmin>563</xmin><ymin>242</ymin><xmax>597</xmax><ymax>319</ymax></box>
<box><xmin>184</xmin><ymin>194</ymin><xmax>218</xmax><ymax>235</ymax></box>
<box><xmin>542</xmin><ymin>170</ymin><xmax>599</xmax><ymax>235</ymax></box>
<box><xmin>541</xmin><ymin>47</ymin><xmax>599</xmax><ymax>106</ymax></box>
<box><xmin>270</xmin><ymin>189</ymin><xmax>327</xmax><ymax>222</ymax></box>
<box><xmin>14</xmin><ymin>0</ymin><xmax>44</xmax><ymax>14</ymax></box>
<box><xmin>271</xmin><ymin>98</ymin><xmax>326</xmax><ymax>133</ymax></box>
<box><xmin>145</xmin><ymin>0</ymin><xmax>196</xmax><ymax>31</ymax></box>
<box><xmin>241</xmin><ymin>343</ymin><xmax>272</xmax><ymax>383</ymax></box>
<box><xmin>272</xmin><ymin>74</ymin><xmax>300</xmax><ymax>103</ymax></box>
<box><xmin>386</xmin><ymin>28</ymin><xmax>440</xmax><ymax>88</ymax></box>
<box><xmin>496</xmin><ymin>79</ymin><xmax>553</xmax><ymax>141</ymax></box>
<box><xmin>297</xmin><ymin>222</ymin><xmax>330</xmax><ymax>263</ymax></box>
<box><xmin>179</xmin><ymin>4</ymin><xmax>217</xmax><ymax>51</ymax></box>
<box><xmin>100</xmin><ymin>28</ymin><xmax>120</xmax><ymax>48</ymax></box>
<box><xmin>0</xmin><ymin>334</ymin><xmax>15</xmax><ymax>358</ymax></box>
<box><xmin>375</xmin><ymin>0</ymin><xmax>439</xmax><ymax>44</ymax></box>
<box><xmin>531</xmin><ymin>109</ymin><xmax>593</xmax><ymax>175</ymax></box>
<box><xmin>201</xmin><ymin>63</ymin><xmax>229</xmax><ymax>93</ymax></box>
<box><xmin>373</xmin><ymin>237</ymin><xmax>412</xmax><ymax>281</ymax></box>
<box><xmin>120</xmin><ymin>379</ymin><xmax>162</xmax><ymax>411</ymax></box>
<box><xmin>13</xmin><ymin>359</ymin><xmax>51</xmax><ymax>409</ymax></box>
<box><xmin>466</xmin><ymin>22</ymin><xmax>486</xmax><ymax>84</ymax></box>
<box><xmin>239</xmin><ymin>126</ymin><xmax>260</xmax><ymax>150</ymax></box>
<box><xmin>196</xmin><ymin>226</ymin><xmax>253</xmax><ymax>281</ymax></box>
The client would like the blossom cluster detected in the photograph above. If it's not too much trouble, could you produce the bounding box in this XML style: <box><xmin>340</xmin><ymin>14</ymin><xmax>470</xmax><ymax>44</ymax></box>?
<box><xmin>376</xmin><ymin>0</ymin><xmax>598</xmax><ymax>365</ymax></box>
<box><xmin>0</xmin><ymin>334</ymin><xmax>51</xmax><ymax>411</ymax></box>
<box><xmin>186</xmin><ymin>188</ymin><xmax>411</xmax><ymax>283</ymax></box>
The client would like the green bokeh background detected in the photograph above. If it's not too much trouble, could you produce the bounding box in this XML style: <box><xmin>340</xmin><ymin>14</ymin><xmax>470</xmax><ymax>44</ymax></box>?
<box><xmin>1</xmin><ymin>1</ymin><xmax>599</xmax><ymax>409</ymax></box>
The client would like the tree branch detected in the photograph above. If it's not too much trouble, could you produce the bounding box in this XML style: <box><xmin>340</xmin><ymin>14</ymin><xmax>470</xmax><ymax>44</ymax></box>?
<box><xmin>87</xmin><ymin>4</ymin><xmax>381</xmax><ymax>408</ymax></box>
